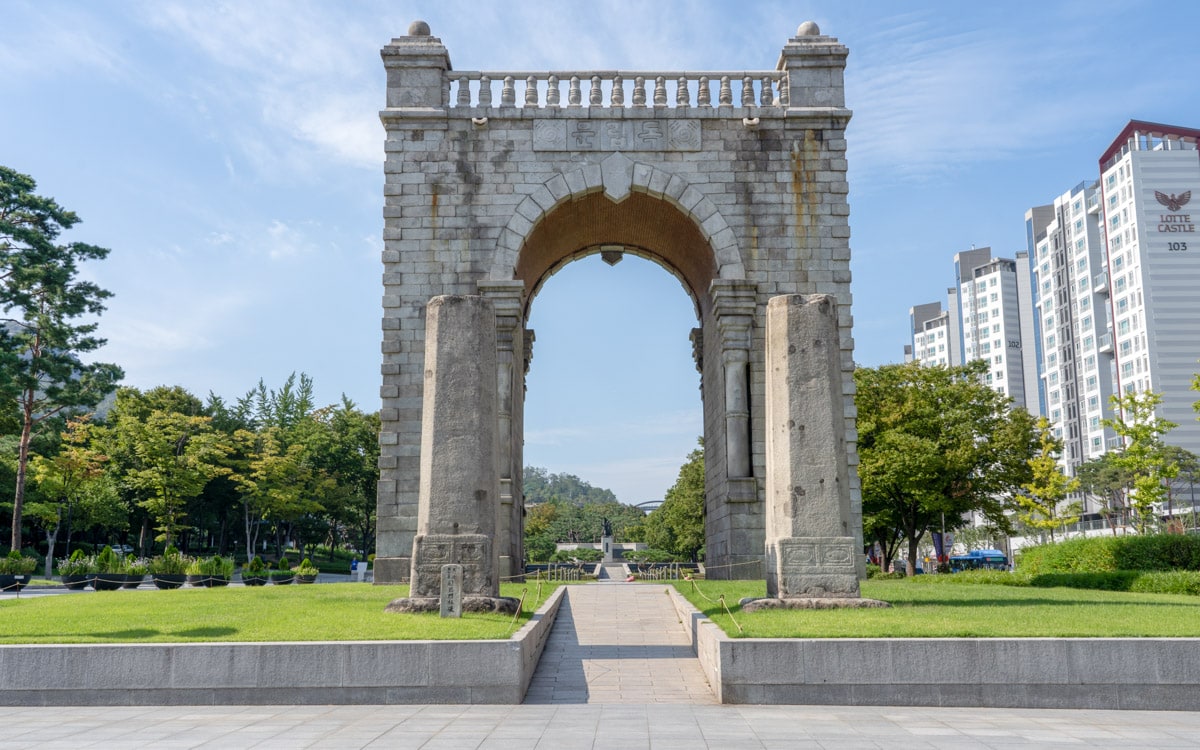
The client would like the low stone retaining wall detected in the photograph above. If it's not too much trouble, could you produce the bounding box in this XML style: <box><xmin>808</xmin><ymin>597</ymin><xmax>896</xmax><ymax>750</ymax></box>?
<box><xmin>0</xmin><ymin>586</ymin><xmax>565</xmax><ymax>706</ymax></box>
<box><xmin>666</xmin><ymin>587</ymin><xmax>1200</xmax><ymax>710</ymax></box>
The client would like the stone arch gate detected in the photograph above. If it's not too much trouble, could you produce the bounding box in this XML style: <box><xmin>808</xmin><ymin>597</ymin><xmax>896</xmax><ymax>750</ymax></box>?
<box><xmin>374</xmin><ymin>21</ymin><xmax>862</xmax><ymax>585</ymax></box>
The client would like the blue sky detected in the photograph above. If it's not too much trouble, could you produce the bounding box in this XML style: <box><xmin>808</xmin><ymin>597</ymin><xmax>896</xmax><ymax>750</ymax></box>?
<box><xmin>5</xmin><ymin>1</ymin><xmax>1200</xmax><ymax>505</ymax></box>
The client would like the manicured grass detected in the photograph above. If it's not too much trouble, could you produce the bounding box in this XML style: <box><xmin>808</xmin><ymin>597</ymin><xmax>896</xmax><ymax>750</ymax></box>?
<box><xmin>670</xmin><ymin>578</ymin><xmax>1200</xmax><ymax>638</ymax></box>
<box><xmin>0</xmin><ymin>582</ymin><xmax>557</xmax><ymax>644</ymax></box>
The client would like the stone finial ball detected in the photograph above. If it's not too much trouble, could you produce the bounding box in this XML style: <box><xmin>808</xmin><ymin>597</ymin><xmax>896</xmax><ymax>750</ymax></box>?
<box><xmin>796</xmin><ymin>21</ymin><xmax>820</xmax><ymax>36</ymax></box>
<box><xmin>408</xmin><ymin>20</ymin><xmax>431</xmax><ymax>36</ymax></box>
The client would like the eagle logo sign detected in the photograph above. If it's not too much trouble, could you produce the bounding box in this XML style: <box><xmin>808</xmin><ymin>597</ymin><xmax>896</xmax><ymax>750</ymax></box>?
<box><xmin>1155</xmin><ymin>190</ymin><xmax>1191</xmax><ymax>211</ymax></box>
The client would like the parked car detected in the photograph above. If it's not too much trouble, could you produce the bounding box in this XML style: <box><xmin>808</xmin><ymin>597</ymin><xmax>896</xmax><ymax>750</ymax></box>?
<box><xmin>112</xmin><ymin>544</ymin><xmax>134</xmax><ymax>555</ymax></box>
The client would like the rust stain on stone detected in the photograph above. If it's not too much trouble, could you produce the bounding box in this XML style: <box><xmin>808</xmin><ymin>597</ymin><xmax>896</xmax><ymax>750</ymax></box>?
<box><xmin>790</xmin><ymin>130</ymin><xmax>820</xmax><ymax>260</ymax></box>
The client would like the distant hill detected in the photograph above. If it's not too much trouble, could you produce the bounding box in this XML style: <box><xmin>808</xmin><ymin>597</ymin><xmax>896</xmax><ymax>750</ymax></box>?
<box><xmin>523</xmin><ymin>466</ymin><xmax>619</xmax><ymax>506</ymax></box>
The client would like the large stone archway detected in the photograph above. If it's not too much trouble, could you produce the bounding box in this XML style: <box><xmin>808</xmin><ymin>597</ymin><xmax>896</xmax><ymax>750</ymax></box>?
<box><xmin>374</xmin><ymin>21</ymin><xmax>860</xmax><ymax>584</ymax></box>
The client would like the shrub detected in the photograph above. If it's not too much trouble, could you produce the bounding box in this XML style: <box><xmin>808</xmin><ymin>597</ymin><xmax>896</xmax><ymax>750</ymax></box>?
<box><xmin>295</xmin><ymin>558</ymin><xmax>319</xmax><ymax>575</ymax></box>
<box><xmin>95</xmin><ymin>546</ymin><xmax>122</xmax><ymax>573</ymax></box>
<box><xmin>0</xmin><ymin>550</ymin><xmax>38</xmax><ymax>575</ymax></box>
<box><xmin>148</xmin><ymin>550</ymin><xmax>190</xmax><ymax>575</ymax></box>
<box><xmin>910</xmin><ymin>570</ymin><xmax>1032</xmax><ymax>587</ymax></box>
<box><xmin>549</xmin><ymin>547</ymin><xmax>603</xmax><ymax>563</ymax></box>
<box><xmin>187</xmin><ymin>555</ymin><xmax>234</xmax><ymax>578</ymax></box>
<box><xmin>122</xmin><ymin>557</ymin><xmax>149</xmax><ymax>576</ymax></box>
<box><xmin>1029</xmin><ymin>570</ymin><xmax>1200</xmax><ymax>596</ymax></box>
<box><xmin>245</xmin><ymin>556</ymin><xmax>267</xmax><ymax>574</ymax></box>
<box><xmin>1018</xmin><ymin>535</ymin><xmax>1200</xmax><ymax>575</ymax></box>
<box><xmin>625</xmin><ymin>548</ymin><xmax>678</xmax><ymax>563</ymax></box>
<box><xmin>1129</xmin><ymin>571</ymin><xmax>1200</xmax><ymax>596</ymax></box>
<box><xmin>277</xmin><ymin>555</ymin><xmax>291</xmax><ymax>571</ymax></box>
<box><xmin>57</xmin><ymin>552</ymin><xmax>96</xmax><ymax>576</ymax></box>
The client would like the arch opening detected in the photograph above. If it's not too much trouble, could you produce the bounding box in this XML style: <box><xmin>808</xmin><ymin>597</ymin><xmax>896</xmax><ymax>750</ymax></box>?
<box><xmin>515</xmin><ymin>191</ymin><xmax>718</xmax><ymax>317</ymax></box>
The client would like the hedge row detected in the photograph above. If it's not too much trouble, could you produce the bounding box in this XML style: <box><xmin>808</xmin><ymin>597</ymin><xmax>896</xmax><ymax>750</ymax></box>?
<box><xmin>899</xmin><ymin>568</ymin><xmax>1200</xmax><ymax>596</ymax></box>
<box><xmin>1016</xmin><ymin>535</ymin><xmax>1200</xmax><ymax>575</ymax></box>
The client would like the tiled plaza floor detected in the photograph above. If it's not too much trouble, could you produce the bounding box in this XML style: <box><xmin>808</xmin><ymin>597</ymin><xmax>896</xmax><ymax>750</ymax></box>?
<box><xmin>4</xmin><ymin>582</ymin><xmax>1199</xmax><ymax>748</ymax></box>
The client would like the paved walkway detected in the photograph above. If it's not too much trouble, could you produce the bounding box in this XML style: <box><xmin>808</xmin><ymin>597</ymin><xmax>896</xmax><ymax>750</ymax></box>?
<box><xmin>524</xmin><ymin>583</ymin><xmax>715</xmax><ymax>704</ymax></box>
<box><xmin>3</xmin><ymin>703</ymin><xmax>1199</xmax><ymax>748</ymax></box>
<box><xmin>6</xmin><ymin>581</ymin><xmax>1200</xmax><ymax>747</ymax></box>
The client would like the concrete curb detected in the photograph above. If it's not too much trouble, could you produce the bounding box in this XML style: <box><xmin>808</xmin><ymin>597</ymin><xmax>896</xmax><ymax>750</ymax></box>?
<box><xmin>0</xmin><ymin>586</ymin><xmax>566</xmax><ymax>706</ymax></box>
<box><xmin>666</xmin><ymin>586</ymin><xmax>1200</xmax><ymax>710</ymax></box>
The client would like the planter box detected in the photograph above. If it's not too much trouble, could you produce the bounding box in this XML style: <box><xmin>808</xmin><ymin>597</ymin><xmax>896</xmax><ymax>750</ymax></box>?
<box><xmin>0</xmin><ymin>575</ymin><xmax>32</xmax><ymax>593</ymax></box>
<box><xmin>241</xmin><ymin>575</ymin><xmax>269</xmax><ymax>587</ymax></box>
<box><xmin>186</xmin><ymin>575</ymin><xmax>230</xmax><ymax>588</ymax></box>
<box><xmin>60</xmin><ymin>575</ymin><xmax>92</xmax><ymax>591</ymax></box>
<box><xmin>92</xmin><ymin>574</ymin><xmax>126</xmax><ymax>592</ymax></box>
<box><xmin>269</xmin><ymin>574</ymin><xmax>295</xmax><ymax>585</ymax></box>
<box><xmin>151</xmin><ymin>574</ymin><xmax>187</xmax><ymax>590</ymax></box>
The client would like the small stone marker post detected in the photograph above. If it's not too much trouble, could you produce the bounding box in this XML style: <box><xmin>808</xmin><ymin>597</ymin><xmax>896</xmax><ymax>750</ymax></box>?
<box><xmin>440</xmin><ymin>564</ymin><xmax>463</xmax><ymax>618</ymax></box>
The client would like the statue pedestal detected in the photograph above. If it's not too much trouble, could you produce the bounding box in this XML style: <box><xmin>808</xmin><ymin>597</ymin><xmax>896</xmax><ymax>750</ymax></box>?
<box><xmin>602</xmin><ymin>535</ymin><xmax>614</xmax><ymax>563</ymax></box>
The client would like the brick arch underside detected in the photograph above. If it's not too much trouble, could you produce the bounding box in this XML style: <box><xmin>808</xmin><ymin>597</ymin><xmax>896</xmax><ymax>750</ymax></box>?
<box><xmin>514</xmin><ymin>192</ymin><xmax>718</xmax><ymax>316</ymax></box>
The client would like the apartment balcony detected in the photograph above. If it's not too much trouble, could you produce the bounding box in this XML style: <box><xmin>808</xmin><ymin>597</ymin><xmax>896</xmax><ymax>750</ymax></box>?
<box><xmin>1097</xmin><ymin>333</ymin><xmax>1113</xmax><ymax>354</ymax></box>
<box><xmin>1086</xmin><ymin>192</ymin><xmax>1101</xmax><ymax>215</ymax></box>
<box><xmin>1094</xmin><ymin>270</ymin><xmax>1109</xmax><ymax>294</ymax></box>
<box><xmin>1106</xmin><ymin>436</ymin><xmax>1125</xmax><ymax>451</ymax></box>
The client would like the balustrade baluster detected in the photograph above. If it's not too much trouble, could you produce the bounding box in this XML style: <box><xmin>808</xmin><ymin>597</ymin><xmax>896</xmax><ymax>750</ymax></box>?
<box><xmin>501</xmin><ymin>76</ymin><xmax>516</xmax><ymax>106</ymax></box>
<box><xmin>719</xmin><ymin>76</ymin><xmax>732</xmax><ymax>106</ymax></box>
<box><xmin>654</xmin><ymin>76</ymin><xmax>667</xmax><ymax>107</ymax></box>
<box><xmin>778</xmin><ymin>75</ymin><xmax>789</xmax><ymax>107</ymax></box>
<box><xmin>478</xmin><ymin>76</ymin><xmax>492</xmax><ymax>107</ymax></box>
<box><xmin>457</xmin><ymin>77</ymin><xmax>470</xmax><ymax>107</ymax></box>
<box><xmin>610</xmin><ymin>75</ymin><xmax>624</xmax><ymax>107</ymax></box>
<box><xmin>525</xmin><ymin>76</ymin><xmax>539</xmax><ymax>106</ymax></box>
<box><xmin>676</xmin><ymin>76</ymin><xmax>690</xmax><ymax>106</ymax></box>
<box><xmin>632</xmin><ymin>76</ymin><xmax>646</xmax><ymax>107</ymax></box>
<box><xmin>547</xmin><ymin>75</ymin><xmax>560</xmax><ymax>107</ymax></box>
<box><xmin>760</xmin><ymin>77</ymin><xmax>773</xmax><ymax>107</ymax></box>
<box><xmin>697</xmin><ymin>76</ymin><xmax>711</xmax><ymax>107</ymax></box>
<box><xmin>741</xmin><ymin>76</ymin><xmax>753</xmax><ymax>107</ymax></box>
<box><xmin>589</xmin><ymin>76</ymin><xmax>602</xmax><ymax>106</ymax></box>
<box><xmin>568</xmin><ymin>76</ymin><xmax>581</xmax><ymax>107</ymax></box>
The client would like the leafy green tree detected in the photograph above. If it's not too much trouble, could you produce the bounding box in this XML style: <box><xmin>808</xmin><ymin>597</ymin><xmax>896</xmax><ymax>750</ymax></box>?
<box><xmin>1</xmin><ymin>165</ymin><xmax>123</xmax><ymax>551</ymax></box>
<box><xmin>1076</xmin><ymin>452</ymin><xmax>1133</xmax><ymax>532</ymax></box>
<box><xmin>229</xmin><ymin>427</ymin><xmax>311</xmax><ymax>563</ymax></box>
<box><xmin>855</xmin><ymin>361</ymin><xmax>1037</xmax><ymax>575</ymax></box>
<box><xmin>27</xmin><ymin>416</ymin><xmax>110</xmax><ymax>575</ymax></box>
<box><xmin>642</xmin><ymin>441</ymin><xmax>705</xmax><ymax>562</ymax></box>
<box><xmin>111</xmin><ymin>393</ymin><xmax>230</xmax><ymax>546</ymax></box>
<box><xmin>1016</xmin><ymin>417</ymin><xmax>1080</xmax><ymax>541</ymax></box>
<box><xmin>1103</xmin><ymin>390</ymin><xmax>1179</xmax><ymax>533</ymax></box>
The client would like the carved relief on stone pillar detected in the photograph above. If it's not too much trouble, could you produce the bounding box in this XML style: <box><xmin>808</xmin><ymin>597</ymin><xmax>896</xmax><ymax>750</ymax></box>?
<box><xmin>711</xmin><ymin>280</ymin><xmax>758</xmax><ymax>502</ymax></box>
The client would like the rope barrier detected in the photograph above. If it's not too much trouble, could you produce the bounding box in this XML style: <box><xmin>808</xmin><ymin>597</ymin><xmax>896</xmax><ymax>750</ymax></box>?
<box><xmin>507</xmin><ymin>587</ymin><xmax>529</xmax><ymax>633</ymax></box>
<box><xmin>683</xmin><ymin>573</ymin><xmax>747</xmax><ymax>634</ymax></box>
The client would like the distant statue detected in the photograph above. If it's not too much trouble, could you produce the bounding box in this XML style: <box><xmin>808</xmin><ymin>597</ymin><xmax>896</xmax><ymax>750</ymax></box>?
<box><xmin>602</xmin><ymin>517</ymin><xmax>613</xmax><ymax>537</ymax></box>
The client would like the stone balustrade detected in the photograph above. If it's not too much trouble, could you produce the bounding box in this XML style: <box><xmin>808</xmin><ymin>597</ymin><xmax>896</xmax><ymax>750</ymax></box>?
<box><xmin>446</xmin><ymin>70</ymin><xmax>788</xmax><ymax>110</ymax></box>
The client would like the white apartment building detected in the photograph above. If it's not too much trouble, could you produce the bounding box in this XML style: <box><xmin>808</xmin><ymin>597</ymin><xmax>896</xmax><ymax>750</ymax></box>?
<box><xmin>908</xmin><ymin>301</ymin><xmax>953</xmax><ymax>367</ymax></box>
<box><xmin>955</xmin><ymin>248</ymin><xmax>1037</xmax><ymax>410</ymax></box>
<box><xmin>1026</xmin><ymin>182</ymin><xmax>1118</xmax><ymax>486</ymax></box>
<box><xmin>1098</xmin><ymin>121</ymin><xmax>1200</xmax><ymax>460</ymax></box>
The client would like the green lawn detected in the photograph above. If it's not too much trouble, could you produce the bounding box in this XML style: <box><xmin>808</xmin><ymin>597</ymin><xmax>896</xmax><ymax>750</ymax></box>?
<box><xmin>0</xmin><ymin>582</ymin><xmax>556</xmax><ymax>644</ymax></box>
<box><xmin>671</xmin><ymin>579</ymin><xmax>1200</xmax><ymax>638</ymax></box>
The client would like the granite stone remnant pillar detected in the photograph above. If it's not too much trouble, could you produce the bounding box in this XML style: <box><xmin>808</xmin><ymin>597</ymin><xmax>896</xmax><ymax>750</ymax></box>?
<box><xmin>386</xmin><ymin>295</ymin><xmax>517</xmax><ymax>614</ymax></box>
<box><xmin>763</xmin><ymin>294</ymin><xmax>860</xmax><ymax>599</ymax></box>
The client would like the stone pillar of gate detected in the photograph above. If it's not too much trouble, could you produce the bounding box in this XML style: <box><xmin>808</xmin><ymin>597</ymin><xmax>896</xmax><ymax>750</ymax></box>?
<box><xmin>385</xmin><ymin>295</ymin><xmax>518</xmax><ymax>614</ymax></box>
<box><xmin>374</xmin><ymin>24</ymin><xmax>452</xmax><ymax>585</ymax></box>
<box><xmin>740</xmin><ymin>295</ymin><xmax>887</xmax><ymax>611</ymax></box>
<box><xmin>706</xmin><ymin>280</ymin><xmax>761</xmax><ymax>579</ymax></box>
<box><xmin>479</xmin><ymin>279</ymin><xmax>527</xmax><ymax>581</ymax></box>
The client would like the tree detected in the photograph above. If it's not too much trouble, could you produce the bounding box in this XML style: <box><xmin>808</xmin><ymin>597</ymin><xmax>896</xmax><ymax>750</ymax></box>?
<box><xmin>642</xmin><ymin>441</ymin><xmax>705</xmax><ymax>562</ymax></box>
<box><xmin>855</xmin><ymin>361</ymin><xmax>1037</xmax><ymax>576</ymax></box>
<box><xmin>114</xmin><ymin>402</ymin><xmax>229</xmax><ymax>546</ymax></box>
<box><xmin>1016</xmin><ymin>417</ymin><xmax>1080</xmax><ymax>541</ymax></box>
<box><xmin>230</xmin><ymin>427</ymin><xmax>314</xmax><ymax>563</ymax></box>
<box><xmin>1</xmin><ymin>165</ymin><xmax>123</xmax><ymax>551</ymax></box>
<box><xmin>1103</xmin><ymin>389</ymin><xmax>1179</xmax><ymax>533</ymax></box>
<box><xmin>1076</xmin><ymin>452</ymin><xmax>1133</xmax><ymax>532</ymax></box>
<box><xmin>27</xmin><ymin>416</ymin><xmax>110</xmax><ymax>575</ymax></box>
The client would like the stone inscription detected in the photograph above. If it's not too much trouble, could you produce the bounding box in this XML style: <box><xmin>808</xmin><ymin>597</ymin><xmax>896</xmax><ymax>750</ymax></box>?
<box><xmin>533</xmin><ymin>119</ymin><xmax>701</xmax><ymax>151</ymax></box>
<box><xmin>411</xmin><ymin>533</ymin><xmax>491</xmax><ymax>597</ymax></box>
<box><xmin>778</xmin><ymin>537</ymin><xmax>856</xmax><ymax>574</ymax></box>
<box><xmin>440</xmin><ymin>564</ymin><xmax>463</xmax><ymax>618</ymax></box>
